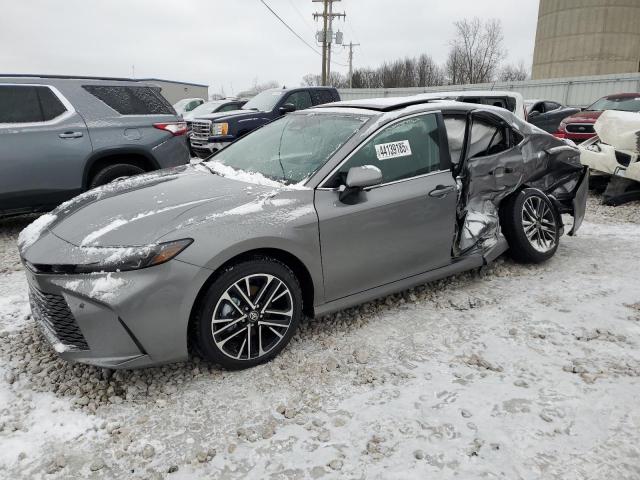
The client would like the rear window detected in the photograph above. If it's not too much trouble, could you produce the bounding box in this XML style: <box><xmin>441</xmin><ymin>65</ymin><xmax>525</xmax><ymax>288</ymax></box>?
<box><xmin>82</xmin><ymin>85</ymin><xmax>174</xmax><ymax>115</ymax></box>
<box><xmin>0</xmin><ymin>85</ymin><xmax>67</xmax><ymax>123</ymax></box>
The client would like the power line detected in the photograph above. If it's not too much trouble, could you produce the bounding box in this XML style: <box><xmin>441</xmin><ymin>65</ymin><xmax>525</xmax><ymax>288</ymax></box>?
<box><xmin>286</xmin><ymin>0</ymin><xmax>315</xmax><ymax>35</ymax></box>
<box><xmin>260</xmin><ymin>0</ymin><xmax>321</xmax><ymax>56</ymax></box>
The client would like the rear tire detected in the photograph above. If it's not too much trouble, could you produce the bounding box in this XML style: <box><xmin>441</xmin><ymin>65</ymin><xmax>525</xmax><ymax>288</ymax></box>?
<box><xmin>500</xmin><ymin>189</ymin><xmax>560</xmax><ymax>264</ymax></box>
<box><xmin>193</xmin><ymin>257</ymin><xmax>303</xmax><ymax>370</ymax></box>
<box><xmin>89</xmin><ymin>163</ymin><xmax>145</xmax><ymax>189</ymax></box>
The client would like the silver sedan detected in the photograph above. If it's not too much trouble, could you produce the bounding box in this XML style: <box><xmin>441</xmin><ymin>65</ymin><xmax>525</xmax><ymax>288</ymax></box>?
<box><xmin>18</xmin><ymin>98</ymin><xmax>588</xmax><ymax>369</ymax></box>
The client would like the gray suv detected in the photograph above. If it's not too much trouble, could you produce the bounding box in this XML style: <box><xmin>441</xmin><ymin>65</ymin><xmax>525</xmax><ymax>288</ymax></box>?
<box><xmin>0</xmin><ymin>75</ymin><xmax>190</xmax><ymax>217</ymax></box>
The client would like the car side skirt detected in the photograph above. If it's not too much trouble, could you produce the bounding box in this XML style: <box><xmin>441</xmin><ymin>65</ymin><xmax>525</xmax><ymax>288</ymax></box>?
<box><xmin>314</xmin><ymin>253</ymin><xmax>484</xmax><ymax>317</ymax></box>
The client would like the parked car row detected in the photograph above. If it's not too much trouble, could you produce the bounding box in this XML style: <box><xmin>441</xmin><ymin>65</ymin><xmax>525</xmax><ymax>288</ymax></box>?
<box><xmin>188</xmin><ymin>86</ymin><xmax>340</xmax><ymax>158</ymax></box>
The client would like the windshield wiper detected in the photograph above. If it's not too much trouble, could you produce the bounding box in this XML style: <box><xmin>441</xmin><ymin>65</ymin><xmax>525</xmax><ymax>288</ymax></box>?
<box><xmin>198</xmin><ymin>162</ymin><xmax>221</xmax><ymax>176</ymax></box>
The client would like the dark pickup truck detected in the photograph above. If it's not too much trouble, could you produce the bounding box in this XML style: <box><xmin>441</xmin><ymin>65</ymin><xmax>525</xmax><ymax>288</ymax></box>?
<box><xmin>189</xmin><ymin>86</ymin><xmax>340</xmax><ymax>158</ymax></box>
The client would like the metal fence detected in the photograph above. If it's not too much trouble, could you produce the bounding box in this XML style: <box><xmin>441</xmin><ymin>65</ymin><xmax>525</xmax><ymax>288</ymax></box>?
<box><xmin>338</xmin><ymin>73</ymin><xmax>640</xmax><ymax>107</ymax></box>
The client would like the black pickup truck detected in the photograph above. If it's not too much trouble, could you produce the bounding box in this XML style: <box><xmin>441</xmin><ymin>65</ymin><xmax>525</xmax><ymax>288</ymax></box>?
<box><xmin>189</xmin><ymin>86</ymin><xmax>340</xmax><ymax>158</ymax></box>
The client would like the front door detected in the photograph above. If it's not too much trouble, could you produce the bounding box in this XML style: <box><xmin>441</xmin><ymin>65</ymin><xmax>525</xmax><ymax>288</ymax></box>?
<box><xmin>315</xmin><ymin>112</ymin><xmax>458</xmax><ymax>301</ymax></box>
<box><xmin>0</xmin><ymin>84</ymin><xmax>92</xmax><ymax>212</ymax></box>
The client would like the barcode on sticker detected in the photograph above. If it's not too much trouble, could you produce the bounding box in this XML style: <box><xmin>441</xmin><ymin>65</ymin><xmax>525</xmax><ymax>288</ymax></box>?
<box><xmin>375</xmin><ymin>140</ymin><xmax>412</xmax><ymax>160</ymax></box>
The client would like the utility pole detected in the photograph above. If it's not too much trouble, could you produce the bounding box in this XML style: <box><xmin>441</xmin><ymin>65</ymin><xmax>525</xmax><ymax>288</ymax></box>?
<box><xmin>345</xmin><ymin>41</ymin><xmax>360</xmax><ymax>88</ymax></box>
<box><xmin>313</xmin><ymin>0</ymin><xmax>345</xmax><ymax>86</ymax></box>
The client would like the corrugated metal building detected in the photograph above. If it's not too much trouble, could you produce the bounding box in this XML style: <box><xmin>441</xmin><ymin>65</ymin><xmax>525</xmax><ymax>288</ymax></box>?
<box><xmin>531</xmin><ymin>0</ymin><xmax>640</xmax><ymax>79</ymax></box>
<box><xmin>140</xmin><ymin>78</ymin><xmax>209</xmax><ymax>104</ymax></box>
<box><xmin>338</xmin><ymin>72</ymin><xmax>640</xmax><ymax>107</ymax></box>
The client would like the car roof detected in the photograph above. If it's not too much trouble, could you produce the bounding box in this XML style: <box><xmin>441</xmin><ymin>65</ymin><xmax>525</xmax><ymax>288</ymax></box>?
<box><xmin>603</xmin><ymin>92</ymin><xmax>640</xmax><ymax>99</ymax></box>
<box><xmin>416</xmin><ymin>90</ymin><xmax>523</xmax><ymax>99</ymax></box>
<box><xmin>318</xmin><ymin>96</ymin><xmax>491</xmax><ymax>113</ymax></box>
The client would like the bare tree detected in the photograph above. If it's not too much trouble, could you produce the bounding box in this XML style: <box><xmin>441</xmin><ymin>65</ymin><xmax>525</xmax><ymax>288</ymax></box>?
<box><xmin>301</xmin><ymin>72</ymin><xmax>348</xmax><ymax>88</ymax></box>
<box><xmin>237</xmin><ymin>80</ymin><xmax>280</xmax><ymax>98</ymax></box>
<box><xmin>416</xmin><ymin>54</ymin><xmax>445</xmax><ymax>87</ymax></box>
<box><xmin>499</xmin><ymin>61</ymin><xmax>529</xmax><ymax>82</ymax></box>
<box><xmin>446</xmin><ymin>17</ymin><xmax>506</xmax><ymax>85</ymax></box>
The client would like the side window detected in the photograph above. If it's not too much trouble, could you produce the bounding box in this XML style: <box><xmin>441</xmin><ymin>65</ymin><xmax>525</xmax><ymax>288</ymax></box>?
<box><xmin>443</xmin><ymin>114</ymin><xmax>467</xmax><ymax>165</ymax></box>
<box><xmin>333</xmin><ymin>114</ymin><xmax>442</xmax><ymax>185</ymax></box>
<box><xmin>217</xmin><ymin>103</ymin><xmax>240</xmax><ymax>112</ymax></box>
<box><xmin>82</xmin><ymin>85</ymin><xmax>174</xmax><ymax>115</ymax></box>
<box><xmin>468</xmin><ymin>118</ymin><xmax>511</xmax><ymax>158</ymax></box>
<box><xmin>37</xmin><ymin>87</ymin><xmax>67</xmax><ymax>120</ymax></box>
<box><xmin>0</xmin><ymin>85</ymin><xmax>66</xmax><ymax>123</ymax></box>
<box><xmin>284</xmin><ymin>91</ymin><xmax>312</xmax><ymax>111</ymax></box>
<box><xmin>311</xmin><ymin>89</ymin><xmax>336</xmax><ymax>106</ymax></box>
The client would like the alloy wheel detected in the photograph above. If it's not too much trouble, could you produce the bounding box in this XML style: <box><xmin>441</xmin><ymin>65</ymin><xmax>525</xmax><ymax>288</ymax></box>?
<box><xmin>211</xmin><ymin>274</ymin><xmax>294</xmax><ymax>361</ymax></box>
<box><xmin>521</xmin><ymin>196</ymin><xmax>557</xmax><ymax>253</ymax></box>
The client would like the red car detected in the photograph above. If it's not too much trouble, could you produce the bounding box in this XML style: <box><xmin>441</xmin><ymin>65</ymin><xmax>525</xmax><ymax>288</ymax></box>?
<box><xmin>554</xmin><ymin>93</ymin><xmax>640</xmax><ymax>143</ymax></box>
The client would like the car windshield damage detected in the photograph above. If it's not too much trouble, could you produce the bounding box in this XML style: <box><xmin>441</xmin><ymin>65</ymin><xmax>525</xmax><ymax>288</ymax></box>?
<box><xmin>586</xmin><ymin>96</ymin><xmax>640</xmax><ymax>112</ymax></box>
<box><xmin>208</xmin><ymin>112</ymin><xmax>369</xmax><ymax>185</ymax></box>
<box><xmin>242</xmin><ymin>90</ymin><xmax>284</xmax><ymax>112</ymax></box>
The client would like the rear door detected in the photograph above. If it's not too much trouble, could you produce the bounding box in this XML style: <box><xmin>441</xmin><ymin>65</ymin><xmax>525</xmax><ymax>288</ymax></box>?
<box><xmin>315</xmin><ymin>112</ymin><xmax>457</xmax><ymax>301</ymax></box>
<box><xmin>0</xmin><ymin>84</ymin><xmax>92</xmax><ymax>212</ymax></box>
<box><xmin>456</xmin><ymin>110</ymin><xmax>524</xmax><ymax>251</ymax></box>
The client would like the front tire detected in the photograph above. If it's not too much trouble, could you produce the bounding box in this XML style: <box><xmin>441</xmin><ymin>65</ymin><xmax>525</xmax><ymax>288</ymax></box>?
<box><xmin>194</xmin><ymin>257</ymin><xmax>303</xmax><ymax>370</ymax></box>
<box><xmin>500</xmin><ymin>189</ymin><xmax>560</xmax><ymax>264</ymax></box>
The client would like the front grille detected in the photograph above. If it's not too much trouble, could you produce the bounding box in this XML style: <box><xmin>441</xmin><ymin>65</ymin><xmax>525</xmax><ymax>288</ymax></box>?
<box><xmin>191</xmin><ymin>120</ymin><xmax>211</xmax><ymax>138</ymax></box>
<box><xmin>566</xmin><ymin>123</ymin><xmax>595</xmax><ymax>134</ymax></box>
<box><xmin>29</xmin><ymin>286</ymin><xmax>89</xmax><ymax>350</ymax></box>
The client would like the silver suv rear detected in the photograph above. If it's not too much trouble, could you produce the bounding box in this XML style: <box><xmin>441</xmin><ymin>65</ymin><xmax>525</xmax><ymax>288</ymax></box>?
<box><xmin>0</xmin><ymin>75</ymin><xmax>190</xmax><ymax>217</ymax></box>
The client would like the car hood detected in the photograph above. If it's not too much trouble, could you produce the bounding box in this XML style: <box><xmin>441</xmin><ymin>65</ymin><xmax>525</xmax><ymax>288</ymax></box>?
<box><xmin>193</xmin><ymin>110</ymin><xmax>266</xmax><ymax>122</ymax></box>
<box><xmin>33</xmin><ymin>164</ymin><xmax>283</xmax><ymax>249</ymax></box>
<box><xmin>562</xmin><ymin>110</ymin><xmax>602</xmax><ymax>123</ymax></box>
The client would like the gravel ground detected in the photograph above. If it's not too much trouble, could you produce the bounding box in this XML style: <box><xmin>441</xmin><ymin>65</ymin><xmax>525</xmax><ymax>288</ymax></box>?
<box><xmin>1</xmin><ymin>195</ymin><xmax>639</xmax><ymax>479</ymax></box>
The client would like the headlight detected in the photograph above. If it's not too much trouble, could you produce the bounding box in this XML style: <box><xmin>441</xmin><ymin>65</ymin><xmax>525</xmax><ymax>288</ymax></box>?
<box><xmin>212</xmin><ymin>122</ymin><xmax>229</xmax><ymax>136</ymax></box>
<box><xmin>28</xmin><ymin>239</ymin><xmax>193</xmax><ymax>274</ymax></box>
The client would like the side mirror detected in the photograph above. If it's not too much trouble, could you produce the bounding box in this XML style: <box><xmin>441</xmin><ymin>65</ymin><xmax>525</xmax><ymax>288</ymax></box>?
<box><xmin>279</xmin><ymin>103</ymin><xmax>296</xmax><ymax>114</ymax></box>
<box><xmin>528</xmin><ymin>110</ymin><xmax>541</xmax><ymax>118</ymax></box>
<box><xmin>339</xmin><ymin>165</ymin><xmax>382</xmax><ymax>202</ymax></box>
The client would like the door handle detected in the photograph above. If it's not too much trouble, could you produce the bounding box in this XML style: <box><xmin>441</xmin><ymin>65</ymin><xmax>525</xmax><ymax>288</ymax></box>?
<box><xmin>59</xmin><ymin>131</ymin><xmax>83</xmax><ymax>139</ymax></box>
<box><xmin>428</xmin><ymin>185</ymin><xmax>455</xmax><ymax>198</ymax></box>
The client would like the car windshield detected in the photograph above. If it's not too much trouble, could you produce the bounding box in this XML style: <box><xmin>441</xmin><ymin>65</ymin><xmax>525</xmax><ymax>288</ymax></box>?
<box><xmin>242</xmin><ymin>90</ymin><xmax>285</xmax><ymax>112</ymax></box>
<box><xmin>208</xmin><ymin>112</ymin><xmax>370</xmax><ymax>185</ymax></box>
<box><xmin>586</xmin><ymin>96</ymin><xmax>640</xmax><ymax>112</ymax></box>
<box><xmin>189</xmin><ymin>101</ymin><xmax>224</xmax><ymax>116</ymax></box>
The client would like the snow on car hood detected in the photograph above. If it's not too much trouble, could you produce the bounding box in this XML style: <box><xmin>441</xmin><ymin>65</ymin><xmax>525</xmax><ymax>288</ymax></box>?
<box><xmin>41</xmin><ymin>164</ymin><xmax>285</xmax><ymax>248</ymax></box>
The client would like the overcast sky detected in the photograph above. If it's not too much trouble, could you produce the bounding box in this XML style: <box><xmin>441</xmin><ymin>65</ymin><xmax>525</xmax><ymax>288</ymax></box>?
<box><xmin>1</xmin><ymin>0</ymin><xmax>540</xmax><ymax>95</ymax></box>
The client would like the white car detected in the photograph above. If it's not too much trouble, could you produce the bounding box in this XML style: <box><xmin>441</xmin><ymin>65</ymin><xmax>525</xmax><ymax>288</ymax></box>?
<box><xmin>414</xmin><ymin>90</ymin><xmax>526</xmax><ymax>120</ymax></box>
<box><xmin>579</xmin><ymin>110</ymin><xmax>640</xmax><ymax>205</ymax></box>
<box><xmin>173</xmin><ymin>97</ymin><xmax>204</xmax><ymax>115</ymax></box>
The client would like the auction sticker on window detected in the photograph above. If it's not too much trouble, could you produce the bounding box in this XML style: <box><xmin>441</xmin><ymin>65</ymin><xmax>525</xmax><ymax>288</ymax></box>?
<box><xmin>375</xmin><ymin>140</ymin><xmax>412</xmax><ymax>160</ymax></box>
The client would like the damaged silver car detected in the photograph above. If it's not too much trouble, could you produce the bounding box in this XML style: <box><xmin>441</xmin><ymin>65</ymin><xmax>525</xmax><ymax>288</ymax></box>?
<box><xmin>579</xmin><ymin>109</ymin><xmax>640</xmax><ymax>206</ymax></box>
<box><xmin>18</xmin><ymin>97</ymin><xmax>589</xmax><ymax>370</ymax></box>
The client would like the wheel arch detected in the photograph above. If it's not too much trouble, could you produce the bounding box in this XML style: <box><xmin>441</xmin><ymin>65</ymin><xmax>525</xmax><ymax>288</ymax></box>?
<box><xmin>83</xmin><ymin>147</ymin><xmax>160</xmax><ymax>190</ymax></box>
<box><xmin>187</xmin><ymin>247</ymin><xmax>316</xmax><ymax>352</ymax></box>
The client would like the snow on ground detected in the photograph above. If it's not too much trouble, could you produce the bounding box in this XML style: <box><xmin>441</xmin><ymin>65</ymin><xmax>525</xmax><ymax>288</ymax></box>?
<box><xmin>1</xmin><ymin>195</ymin><xmax>639</xmax><ymax>479</ymax></box>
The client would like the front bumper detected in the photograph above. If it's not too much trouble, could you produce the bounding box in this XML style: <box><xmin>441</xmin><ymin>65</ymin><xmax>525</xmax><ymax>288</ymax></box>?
<box><xmin>24</xmin><ymin>257</ymin><xmax>210</xmax><ymax>369</ymax></box>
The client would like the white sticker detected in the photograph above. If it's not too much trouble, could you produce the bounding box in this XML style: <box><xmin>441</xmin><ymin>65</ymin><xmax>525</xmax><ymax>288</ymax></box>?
<box><xmin>375</xmin><ymin>140</ymin><xmax>412</xmax><ymax>160</ymax></box>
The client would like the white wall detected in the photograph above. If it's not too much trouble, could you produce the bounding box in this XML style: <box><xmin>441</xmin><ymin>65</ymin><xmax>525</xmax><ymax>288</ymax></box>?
<box><xmin>338</xmin><ymin>73</ymin><xmax>640</xmax><ymax>107</ymax></box>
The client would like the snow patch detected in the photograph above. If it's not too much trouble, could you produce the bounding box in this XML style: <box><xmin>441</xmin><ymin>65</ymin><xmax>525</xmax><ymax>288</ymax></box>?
<box><xmin>17</xmin><ymin>214</ymin><xmax>56</xmax><ymax>251</ymax></box>
<box><xmin>205</xmin><ymin>161</ymin><xmax>309</xmax><ymax>190</ymax></box>
<box><xmin>80</xmin><ymin>218</ymin><xmax>128</xmax><ymax>246</ymax></box>
<box><xmin>88</xmin><ymin>273</ymin><xmax>126</xmax><ymax>302</ymax></box>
